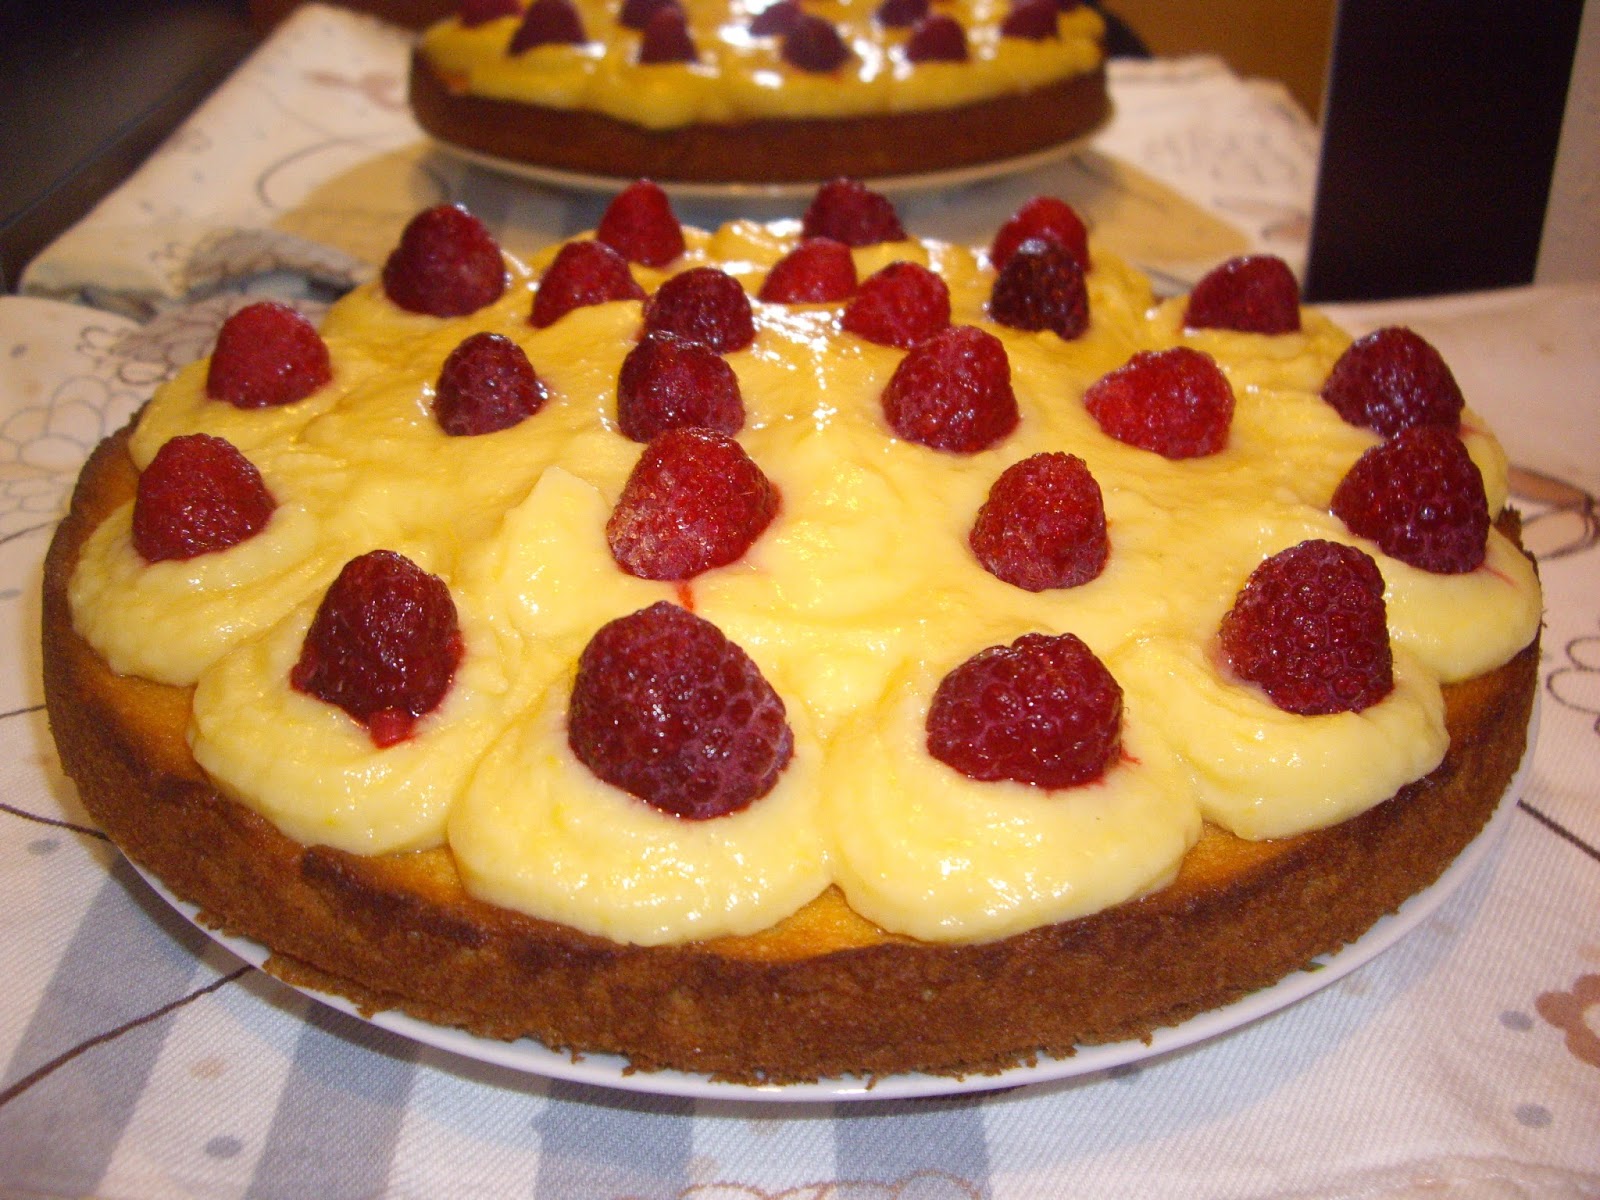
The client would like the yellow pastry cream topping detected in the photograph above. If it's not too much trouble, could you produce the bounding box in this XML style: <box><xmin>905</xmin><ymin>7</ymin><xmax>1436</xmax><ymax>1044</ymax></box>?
<box><xmin>418</xmin><ymin>0</ymin><xmax>1106</xmax><ymax>129</ymax></box>
<box><xmin>68</xmin><ymin>202</ymin><xmax>1542</xmax><ymax>947</ymax></box>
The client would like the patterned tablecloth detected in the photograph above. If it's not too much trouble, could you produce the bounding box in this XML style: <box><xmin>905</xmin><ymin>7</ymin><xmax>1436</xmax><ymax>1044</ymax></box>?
<box><xmin>2</xmin><ymin>6</ymin><xmax>1597</xmax><ymax>1197</ymax></box>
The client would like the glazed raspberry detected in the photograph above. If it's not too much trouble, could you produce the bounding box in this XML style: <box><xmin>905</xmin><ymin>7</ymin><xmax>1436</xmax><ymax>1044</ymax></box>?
<box><xmin>1331</xmin><ymin>425</ymin><xmax>1490</xmax><ymax>574</ymax></box>
<box><xmin>1219</xmin><ymin>539</ymin><xmax>1393</xmax><ymax>716</ymax></box>
<box><xmin>881</xmin><ymin>325</ymin><xmax>1018</xmax><ymax>453</ymax></box>
<box><xmin>989</xmin><ymin>195</ymin><xmax>1090</xmax><ymax>272</ymax></box>
<box><xmin>1084</xmin><ymin>346</ymin><xmax>1234</xmax><ymax>458</ymax></box>
<box><xmin>988</xmin><ymin>236</ymin><xmax>1089</xmax><ymax>340</ymax></box>
<box><xmin>757</xmin><ymin>237</ymin><xmax>858</xmax><ymax>303</ymax></box>
<box><xmin>432</xmin><ymin>332</ymin><xmax>547</xmax><ymax>437</ymax></box>
<box><xmin>290</xmin><ymin>550</ymin><xmax>464</xmax><ymax>747</ymax></box>
<box><xmin>801</xmin><ymin>178</ymin><xmax>907</xmax><ymax>246</ymax></box>
<box><xmin>749</xmin><ymin>0</ymin><xmax>799</xmax><ymax>35</ymax></box>
<box><xmin>381</xmin><ymin>205</ymin><xmax>506</xmax><ymax>318</ymax></box>
<box><xmin>841</xmin><ymin>261</ymin><xmax>951</xmax><ymax>349</ymax></box>
<box><xmin>568</xmin><ymin>601</ymin><xmax>794</xmax><ymax>819</ymax></box>
<box><xmin>782</xmin><ymin>14</ymin><xmax>850</xmax><ymax>71</ymax></box>
<box><xmin>620</xmin><ymin>0</ymin><xmax>673</xmax><ymax>29</ymax></box>
<box><xmin>607</xmin><ymin>428</ymin><xmax>780</xmax><ymax>580</ymax></box>
<box><xmin>1000</xmin><ymin>0</ymin><xmax>1058</xmax><ymax>39</ymax></box>
<box><xmin>131</xmin><ymin>434</ymin><xmax>276</xmax><ymax>563</ymax></box>
<box><xmin>530</xmin><ymin>240</ymin><xmax>646</xmax><ymax>328</ymax></box>
<box><xmin>638</xmin><ymin>5</ymin><xmax>697</xmax><ymax>62</ymax></box>
<box><xmin>1185</xmin><ymin>254</ymin><xmax>1301</xmax><ymax>334</ymax></box>
<box><xmin>905</xmin><ymin>13</ymin><xmax>968</xmax><ymax>60</ymax></box>
<box><xmin>459</xmin><ymin>0</ymin><xmax>520</xmax><ymax>26</ymax></box>
<box><xmin>205</xmin><ymin>301</ymin><xmax>332</xmax><ymax>410</ymax></box>
<box><xmin>1321</xmin><ymin>326</ymin><xmax>1465</xmax><ymax>437</ymax></box>
<box><xmin>509</xmin><ymin>0</ymin><xmax>587</xmax><ymax>50</ymax></box>
<box><xmin>876</xmin><ymin>0</ymin><xmax>928</xmax><ymax>26</ymax></box>
<box><xmin>927</xmin><ymin>632</ymin><xmax>1122</xmax><ymax>789</ymax></box>
<box><xmin>616</xmin><ymin>330</ymin><xmax>744</xmax><ymax>442</ymax></box>
<box><xmin>596</xmin><ymin>180</ymin><xmax>685</xmax><ymax>267</ymax></box>
<box><xmin>969</xmin><ymin>452</ymin><xmax>1108</xmax><ymax>590</ymax></box>
<box><xmin>643</xmin><ymin>267</ymin><xmax>756</xmax><ymax>352</ymax></box>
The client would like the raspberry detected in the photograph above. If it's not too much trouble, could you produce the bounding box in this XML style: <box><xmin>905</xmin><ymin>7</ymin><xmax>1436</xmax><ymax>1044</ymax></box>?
<box><xmin>381</xmin><ymin>205</ymin><xmax>506</xmax><ymax>318</ymax></box>
<box><xmin>638</xmin><ymin>5</ymin><xmax>698</xmax><ymax>63</ymax></box>
<box><xmin>1331</xmin><ymin>425</ymin><xmax>1489</xmax><ymax>574</ymax></box>
<box><xmin>290</xmin><ymin>550</ymin><xmax>464</xmax><ymax>747</ymax></box>
<box><xmin>205</xmin><ymin>301</ymin><xmax>332</xmax><ymax>410</ymax></box>
<box><xmin>616</xmin><ymin>330</ymin><xmax>744</xmax><ymax>442</ymax></box>
<box><xmin>530</xmin><ymin>240</ymin><xmax>646</xmax><ymax>328</ymax></box>
<box><xmin>1084</xmin><ymin>346</ymin><xmax>1233</xmax><ymax>459</ymax></box>
<box><xmin>989</xmin><ymin>195</ymin><xmax>1090</xmax><ymax>272</ymax></box>
<box><xmin>642</xmin><ymin>267</ymin><xmax>756</xmax><ymax>353</ymax></box>
<box><xmin>432</xmin><ymin>332</ymin><xmax>547</xmax><ymax>437</ymax></box>
<box><xmin>131</xmin><ymin>434</ymin><xmax>276</xmax><ymax>563</ymax></box>
<box><xmin>749</xmin><ymin>0</ymin><xmax>799</xmax><ymax>35</ymax></box>
<box><xmin>509</xmin><ymin>0</ymin><xmax>587</xmax><ymax>50</ymax></box>
<box><xmin>988</xmin><ymin>236</ymin><xmax>1089</xmax><ymax>340</ymax></box>
<box><xmin>841</xmin><ymin>260</ymin><xmax>950</xmax><ymax>349</ymax></box>
<box><xmin>619</xmin><ymin>0</ymin><xmax>673</xmax><ymax>29</ymax></box>
<box><xmin>459</xmin><ymin>0</ymin><xmax>520</xmax><ymax>26</ymax></box>
<box><xmin>1321</xmin><ymin>326</ymin><xmax>1464</xmax><ymax>437</ymax></box>
<box><xmin>568</xmin><ymin>601</ymin><xmax>794</xmax><ymax>819</ymax></box>
<box><xmin>1184</xmin><ymin>254</ymin><xmax>1301</xmax><ymax>334</ymax></box>
<box><xmin>927</xmin><ymin>632</ymin><xmax>1122</xmax><ymax>788</ymax></box>
<box><xmin>876</xmin><ymin>0</ymin><xmax>928</xmax><ymax>25</ymax></box>
<box><xmin>969</xmin><ymin>452</ymin><xmax>1108</xmax><ymax>590</ymax></box>
<box><xmin>801</xmin><ymin>178</ymin><xmax>906</xmax><ymax>246</ymax></box>
<box><xmin>1000</xmin><ymin>0</ymin><xmax>1058</xmax><ymax>39</ymax></box>
<box><xmin>782</xmin><ymin>14</ymin><xmax>851</xmax><ymax>71</ymax></box>
<box><xmin>1219</xmin><ymin>539</ymin><xmax>1393</xmax><ymax>715</ymax></box>
<box><xmin>607</xmin><ymin>428</ymin><xmax>780</xmax><ymax>580</ymax></box>
<box><xmin>757</xmin><ymin>237</ymin><xmax>858</xmax><ymax>303</ymax></box>
<box><xmin>881</xmin><ymin>325</ymin><xmax>1018</xmax><ymax>453</ymax></box>
<box><xmin>905</xmin><ymin>13</ymin><xmax>968</xmax><ymax>61</ymax></box>
<box><xmin>596</xmin><ymin>180</ymin><xmax>685</xmax><ymax>267</ymax></box>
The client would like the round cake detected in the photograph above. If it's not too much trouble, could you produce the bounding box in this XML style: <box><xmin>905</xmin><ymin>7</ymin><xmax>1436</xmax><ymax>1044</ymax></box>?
<box><xmin>408</xmin><ymin>0</ymin><xmax>1112</xmax><ymax>184</ymax></box>
<box><xmin>42</xmin><ymin>180</ymin><xmax>1541</xmax><ymax>1084</ymax></box>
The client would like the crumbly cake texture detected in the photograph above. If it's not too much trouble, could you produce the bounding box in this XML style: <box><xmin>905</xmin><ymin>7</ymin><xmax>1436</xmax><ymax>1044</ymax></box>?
<box><xmin>41</xmin><ymin>192</ymin><xmax>1541</xmax><ymax>1083</ymax></box>
<box><xmin>407</xmin><ymin>0</ymin><xmax>1112</xmax><ymax>184</ymax></box>
<box><xmin>409</xmin><ymin>53</ymin><xmax>1111</xmax><ymax>183</ymax></box>
<box><xmin>41</xmin><ymin>490</ymin><xmax>1536</xmax><ymax>1079</ymax></box>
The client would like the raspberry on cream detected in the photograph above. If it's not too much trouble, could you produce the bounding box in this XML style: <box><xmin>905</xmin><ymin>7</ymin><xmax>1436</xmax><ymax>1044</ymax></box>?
<box><xmin>67</xmin><ymin>190</ymin><xmax>1542</xmax><ymax>949</ymax></box>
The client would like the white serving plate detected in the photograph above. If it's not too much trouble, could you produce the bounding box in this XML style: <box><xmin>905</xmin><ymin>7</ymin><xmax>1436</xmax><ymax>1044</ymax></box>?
<box><xmin>130</xmin><ymin>701</ymin><xmax>1535</xmax><ymax>1103</ymax></box>
<box><xmin>424</xmin><ymin>131</ymin><xmax>1096</xmax><ymax>200</ymax></box>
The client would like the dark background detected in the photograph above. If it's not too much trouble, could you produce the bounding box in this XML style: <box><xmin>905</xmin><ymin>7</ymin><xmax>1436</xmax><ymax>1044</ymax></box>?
<box><xmin>0</xmin><ymin>1</ymin><xmax>1585</xmax><ymax>301</ymax></box>
<box><xmin>0</xmin><ymin>0</ymin><xmax>259</xmax><ymax>291</ymax></box>
<box><xmin>1302</xmin><ymin>0</ymin><xmax>1585</xmax><ymax>301</ymax></box>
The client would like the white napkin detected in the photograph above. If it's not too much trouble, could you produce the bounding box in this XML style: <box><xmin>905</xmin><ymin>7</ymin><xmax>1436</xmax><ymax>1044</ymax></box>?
<box><xmin>4</xmin><ymin>6</ymin><xmax>1597</xmax><ymax>1195</ymax></box>
<box><xmin>3</xmin><ymin>271</ymin><xmax>1597</xmax><ymax>1200</ymax></box>
<box><xmin>20</xmin><ymin>6</ymin><xmax>1321</xmax><ymax>313</ymax></box>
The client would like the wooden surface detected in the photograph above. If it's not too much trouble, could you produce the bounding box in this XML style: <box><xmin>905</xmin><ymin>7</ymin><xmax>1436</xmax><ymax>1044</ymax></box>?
<box><xmin>1102</xmin><ymin>0</ymin><xmax>1334</xmax><ymax>116</ymax></box>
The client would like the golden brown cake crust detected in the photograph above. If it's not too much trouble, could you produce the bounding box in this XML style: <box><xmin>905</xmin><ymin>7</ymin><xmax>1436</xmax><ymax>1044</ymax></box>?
<box><xmin>407</xmin><ymin>49</ymin><xmax>1112</xmax><ymax>185</ymax></box>
<box><xmin>42</xmin><ymin>420</ymin><xmax>1539</xmax><ymax>1084</ymax></box>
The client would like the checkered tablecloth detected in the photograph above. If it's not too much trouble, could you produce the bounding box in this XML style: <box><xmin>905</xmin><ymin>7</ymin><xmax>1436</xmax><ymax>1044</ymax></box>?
<box><xmin>3</xmin><ymin>7</ymin><xmax>1597</xmax><ymax>1196</ymax></box>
